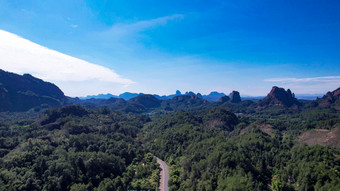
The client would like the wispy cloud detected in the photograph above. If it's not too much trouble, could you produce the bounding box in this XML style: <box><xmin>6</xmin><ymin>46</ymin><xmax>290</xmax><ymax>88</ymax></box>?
<box><xmin>0</xmin><ymin>30</ymin><xmax>134</xmax><ymax>94</ymax></box>
<box><xmin>265</xmin><ymin>76</ymin><xmax>340</xmax><ymax>82</ymax></box>
<box><xmin>89</xmin><ymin>14</ymin><xmax>185</xmax><ymax>60</ymax></box>
<box><xmin>264</xmin><ymin>76</ymin><xmax>340</xmax><ymax>94</ymax></box>
<box><xmin>105</xmin><ymin>14</ymin><xmax>184</xmax><ymax>37</ymax></box>
<box><xmin>96</xmin><ymin>14</ymin><xmax>184</xmax><ymax>46</ymax></box>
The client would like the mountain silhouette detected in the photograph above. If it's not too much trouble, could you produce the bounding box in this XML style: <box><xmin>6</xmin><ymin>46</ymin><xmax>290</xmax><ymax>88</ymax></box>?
<box><xmin>0</xmin><ymin>69</ymin><xmax>66</xmax><ymax>111</ymax></box>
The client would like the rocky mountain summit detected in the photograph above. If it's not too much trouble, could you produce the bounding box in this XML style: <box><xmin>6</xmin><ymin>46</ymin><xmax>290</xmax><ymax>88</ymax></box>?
<box><xmin>316</xmin><ymin>88</ymin><xmax>340</xmax><ymax>109</ymax></box>
<box><xmin>2</xmin><ymin>69</ymin><xmax>339</xmax><ymax>114</ymax></box>
<box><xmin>230</xmin><ymin>91</ymin><xmax>241</xmax><ymax>103</ymax></box>
<box><xmin>258</xmin><ymin>86</ymin><xmax>301</xmax><ymax>107</ymax></box>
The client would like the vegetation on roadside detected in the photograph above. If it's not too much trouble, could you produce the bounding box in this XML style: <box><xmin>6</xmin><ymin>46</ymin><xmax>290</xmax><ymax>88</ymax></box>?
<box><xmin>142</xmin><ymin>107</ymin><xmax>340</xmax><ymax>191</ymax></box>
<box><xmin>0</xmin><ymin>98</ymin><xmax>339</xmax><ymax>191</ymax></box>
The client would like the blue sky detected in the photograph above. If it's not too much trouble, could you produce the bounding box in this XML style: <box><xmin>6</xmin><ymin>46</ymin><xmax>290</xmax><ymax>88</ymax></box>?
<box><xmin>0</xmin><ymin>0</ymin><xmax>339</xmax><ymax>96</ymax></box>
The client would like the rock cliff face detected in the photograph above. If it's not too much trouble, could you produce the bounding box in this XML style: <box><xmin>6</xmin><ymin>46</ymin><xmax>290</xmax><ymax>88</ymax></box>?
<box><xmin>316</xmin><ymin>87</ymin><xmax>340</xmax><ymax>109</ymax></box>
<box><xmin>230</xmin><ymin>91</ymin><xmax>241</xmax><ymax>103</ymax></box>
<box><xmin>0</xmin><ymin>69</ymin><xmax>66</xmax><ymax>111</ymax></box>
<box><xmin>259</xmin><ymin>86</ymin><xmax>301</xmax><ymax>107</ymax></box>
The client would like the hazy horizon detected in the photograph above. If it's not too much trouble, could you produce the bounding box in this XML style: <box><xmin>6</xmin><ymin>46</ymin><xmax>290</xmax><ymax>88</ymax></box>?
<box><xmin>79</xmin><ymin>89</ymin><xmax>325</xmax><ymax>99</ymax></box>
<box><xmin>0</xmin><ymin>1</ymin><xmax>339</xmax><ymax>97</ymax></box>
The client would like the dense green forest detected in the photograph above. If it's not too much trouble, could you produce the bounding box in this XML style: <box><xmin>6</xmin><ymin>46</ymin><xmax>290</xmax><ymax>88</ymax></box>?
<box><xmin>0</xmin><ymin>103</ymin><xmax>339</xmax><ymax>191</ymax></box>
<box><xmin>142</xmin><ymin>107</ymin><xmax>340</xmax><ymax>191</ymax></box>
<box><xmin>0</xmin><ymin>106</ymin><xmax>159</xmax><ymax>191</ymax></box>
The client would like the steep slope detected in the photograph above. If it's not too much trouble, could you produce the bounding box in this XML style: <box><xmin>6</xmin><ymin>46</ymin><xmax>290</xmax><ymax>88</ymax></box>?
<box><xmin>0</xmin><ymin>69</ymin><xmax>66</xmax><ymax>111</ymax></box>
<box><xmin>230</xmin><ymin>91</ymin><xmax>241</xmax><ymax>103</ymax></box>
<box><xmin>258</xmin><ymin>86</ymin><xmax>301</xmax><ymax>107</ymax></box>
<box><xmin>315</xmin><ymin>87</ymin><xmax>340</xmax><ymax>109</ymax></box>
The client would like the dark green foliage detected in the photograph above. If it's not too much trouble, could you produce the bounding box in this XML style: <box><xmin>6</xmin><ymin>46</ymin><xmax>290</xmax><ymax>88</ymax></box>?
<box><xmin>128</xmin><ymin>94</ymin><xmax>161</xmax><ymax>108</ymax></box>
<box><xmin>1</xmin><ymin>92</ymin><xmax>340</xmax><ymax>191</ymax></box>
<box><xmin>274</xmin><ymin>145</ymin><xmax>340</xmax><ymax>191</ymax></box>
<box><xmin>142</xmin><ymin>107</ymin><xmax>340</xmax><ymax>190</ymax></box>
<box><xmin>0</xmin><ymin>69</ymin><xmax>66</xmax><ymax>112</ymax></box>
<box><xmin>0</xmin><ymin>106</ymin><xmax>158</xmax><ymax>191</ymax></box>
<box><xmin>202</xmin><ymin>108</ymin><xmax>238</xmax><ymax>131</ymax></box>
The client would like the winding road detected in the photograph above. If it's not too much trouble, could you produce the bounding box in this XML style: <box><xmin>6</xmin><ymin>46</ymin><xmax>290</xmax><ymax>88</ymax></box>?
<box><xmin>156</xmin><ymin>157</ymin><xmax>169</xmax><ymax>191</ymax></box>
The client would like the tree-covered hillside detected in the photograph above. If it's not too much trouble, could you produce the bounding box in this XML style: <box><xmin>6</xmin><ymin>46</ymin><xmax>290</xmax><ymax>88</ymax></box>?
<box><xmin>0</xmin><ymin>106</ymin><xmax>159</xmax><ymax>191</ymax></box>
<box><xmin>0</xmin><ymin>89</ymin><xmax>339</xmax><ymax>191</ymax></box>
<box><xmin>142</xmin><ymin>107</ymin><xmax>340</xmax><ymax>191</ymax></box>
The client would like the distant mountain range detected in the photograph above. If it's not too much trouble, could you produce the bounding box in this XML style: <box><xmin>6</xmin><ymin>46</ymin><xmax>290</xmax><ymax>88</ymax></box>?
<box><xmin>72</xmin><ymin>87</ymin><xmax>340</xmax><ymax>113</ymax></box>
<box><xmin>80</xmin><ymin>90</ymin><xmax>254</xmax><ymax>102</ymax></box>
<box><xmin>0</xmin><ymin>69</ymin><xmax>337</xmax><ymax>112</ymax></box>
<box><xmin>80</xmin><ymin>90</ymin><xmax>227</xmax><ymax>101</ymax></box>
<box><xmin>80</xmin><ymin>92</ymin><xmax>143</xmax><ymax>101</ymax></box>
<box><xmin>80</xmin><ymin>91</ymin><xmax>321</xmax><ymax>101</ymax></box>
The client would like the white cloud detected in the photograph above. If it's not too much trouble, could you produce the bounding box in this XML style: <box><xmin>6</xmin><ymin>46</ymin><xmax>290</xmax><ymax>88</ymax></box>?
<box><xmin>264</xmin><ymin>76</ymin><xmax>340</xmax><ymax>94</ymax></box>
<box><xmin>0</xmin><ymin>15</ymin><xmax>184</xmax><ymax>97</ymax></box>
<box><xmin>96</xmin><ymin>14</ymin><xmax>184</xmax><ymax>49</ymax></box>
<box><xmin>105</xmin><ymin>14</ymin><xmax>184</xmax><ymax>37</ymax></box>
<box><xmin>0</xmin><ymin>29</ymin><xmax>134</xmax><ymax>85</ymax></box>
<box><xmin>264</xmin><ymin>76</ymin><xmax>340</xmax><ymax>83</ymax></box>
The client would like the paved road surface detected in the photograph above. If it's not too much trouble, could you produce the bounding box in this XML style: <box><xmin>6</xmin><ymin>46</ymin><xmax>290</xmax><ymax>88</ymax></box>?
<box><xmin>156</xmin><ymin>157</ymin><xmax>169</xmax><ymax>191</ymax></box>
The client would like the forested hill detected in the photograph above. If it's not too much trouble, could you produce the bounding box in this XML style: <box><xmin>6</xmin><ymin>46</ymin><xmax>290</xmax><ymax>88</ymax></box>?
<box><xmin>0</xmin><ymin>105</ymin><xmax>160</xmax><ymax>190</ymax></box>
<box><xmin>0</xmin><ymin>70</ymin><xmax>339</xmax><ymax>190</ymax></box>
<box><xmin>142</xmin><ymin>107</ymin><xmax>340</xmax><ymax>190</ymax></box>
<box><xmin>1</xmin><ymin>70</ymin><xmax>339</xmax><ymax>115</ymax></box>
<box><xmin>0</xmin><ymin>69</ymin><xmax>66</xmax><ymax>112</ymax></box>
<box><xmin>75</xmin><ymin>86</ymin><xmax>340</xmax><ymax>114</ymax></box>
<box><xmin>0</xmin><ymin>101</ymin><xmax>339</xmax><ymax>190</ymax></box>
